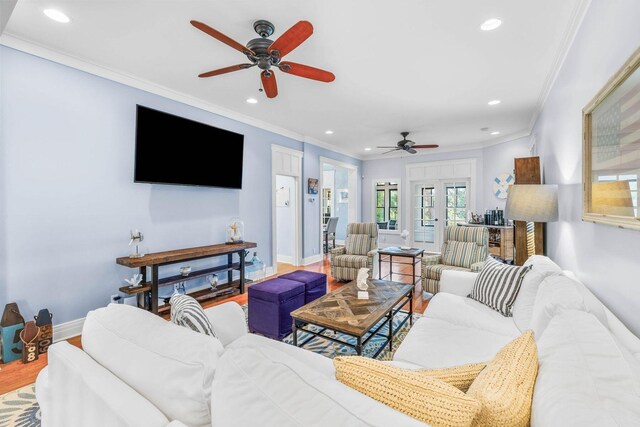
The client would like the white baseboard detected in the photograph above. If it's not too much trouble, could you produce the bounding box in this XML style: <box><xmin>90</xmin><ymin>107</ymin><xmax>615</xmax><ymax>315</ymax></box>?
<box><xmin>53</xmin><ymin>317</ymin><xmax>85</xmax><ymax>343</ymax></box>
<box><xmin>277</xmin><ymin>254</ymin><xmax>293</xmax><ymax>264</ymax></box>
<box><xmin>302</xmin><ymin>254</ymin><xmax>323</xmax><ymax>265</ymax></box>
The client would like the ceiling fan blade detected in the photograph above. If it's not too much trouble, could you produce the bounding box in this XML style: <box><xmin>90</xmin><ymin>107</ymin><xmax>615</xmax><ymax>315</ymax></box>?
<box><xmin>382</xmin><ymin>148</ymin><xmax>401</xmax><ymax>154</ymax></box>
<box><xmin>268</xmin><ymin>21</ymin><xmax>313</xmax><ymax>58</ymax></box>
<box><xmin>191</xmin><ymin>20</ymin><xmax>255</xmax><ymax>55</ymax></box>
<box><xmin>261</xmin><ymin>71</ymin><xmax>278</xmax><ymax>98</ymax></box>
<box><xmin>407</xmin><ymin>148</ymin><xmax>418</xmax><ymax>154</ymax></box>
<box><xmin>198</xmin><ymin>64</ymin><xmax>254</xmax><ymax>78</ymax></box>
<box><xmin>278</xmin><ymin>62</ymin><xmax>335</xmax><ymax>82</ymax></box>
<box><xmin>412</xmin><ymin>144</ymin><xmax>440</xmax><ymax>149</ymax></box>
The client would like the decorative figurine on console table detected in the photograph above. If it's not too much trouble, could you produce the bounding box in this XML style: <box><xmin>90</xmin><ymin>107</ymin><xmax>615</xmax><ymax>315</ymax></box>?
<box><xmin>226</xmin><ymin>218</ymin><xmax>244</xmax><ymax>244</ymax></box>
<box><xmin>128</xmin><ymin>229</ymin><xmax>145</xmax><ymax>258</ymax></box>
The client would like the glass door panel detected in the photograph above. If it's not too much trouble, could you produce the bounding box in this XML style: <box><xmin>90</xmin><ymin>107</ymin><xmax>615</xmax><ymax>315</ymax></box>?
<box><xmin>444</xmin><ymin>182</ymin><xmax>468</xmax><ymax>227</ymax></box>
<box><xmin>412</xmin><ymin>183</ymin><xmax>438</xmax><ymax>251</ymax></box>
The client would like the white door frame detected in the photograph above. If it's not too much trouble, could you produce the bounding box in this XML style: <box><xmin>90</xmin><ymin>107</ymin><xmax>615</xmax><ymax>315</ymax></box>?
<box><xmin>272</xmin><ymin>145</ymin><xmax>304</xmax><ymax>273</ymax></box>
<box><xmin>405</xmin><ymin>159</ymin><xmax>476</xmax><ymax>251</ymax></box>
<box><xmin>319</xmin><ymin>156</ymin><xmax>359</xmax><ymax>255</ymax></box>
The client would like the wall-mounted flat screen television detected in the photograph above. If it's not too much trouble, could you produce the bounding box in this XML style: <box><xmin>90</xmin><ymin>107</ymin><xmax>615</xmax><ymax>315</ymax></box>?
<box><xmin>134</xmin><ymin>105</ymin><xmax>244</xmax><ymax>189</ymax></box>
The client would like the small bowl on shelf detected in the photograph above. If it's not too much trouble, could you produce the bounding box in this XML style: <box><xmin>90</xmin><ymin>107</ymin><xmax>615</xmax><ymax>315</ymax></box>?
<box><xmin>179</xmin><ymin>266</ymin><xmax>191</xmax><ymax>277</ymax></box>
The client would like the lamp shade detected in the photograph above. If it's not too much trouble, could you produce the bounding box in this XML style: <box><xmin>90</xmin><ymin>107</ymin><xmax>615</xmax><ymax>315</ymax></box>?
<box><xmin>505</xmin><ymin>184</ymin><xmax>558</xmax><ymax>222</ymax></box>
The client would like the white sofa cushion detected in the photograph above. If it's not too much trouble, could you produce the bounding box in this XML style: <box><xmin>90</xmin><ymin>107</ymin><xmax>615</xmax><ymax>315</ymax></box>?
<box><xmin>212</xmin><ymin>344</ymin><xmax>426</xmax><ymax>426</ymax></box>
<box><xmin>82</xmin><ymin>304</ymin><xmax>224</xmax><ymax>427</ymax></box>
<box><xmin>424</xmin><ymin>292</ymin><xmax>521</xmax><ymax>338</ymax></box>
<box><xmin>392</xmin><ymin>317</ymin><xmax>514</xmax><ymax>368</ymax></box>
<box><xmin>512</xmin><ymin>255</ymin><xmax>563</xmax><ymax>332</ymax></box>
<box><xmin>531</xmin><ymin>274</ymin><xmax>608</xmax><ymax>338</ymax></box>
<box><xmin>532</xmin><ymin>310</ymin><xmax>640</xmax><ymax>427</ymax></box>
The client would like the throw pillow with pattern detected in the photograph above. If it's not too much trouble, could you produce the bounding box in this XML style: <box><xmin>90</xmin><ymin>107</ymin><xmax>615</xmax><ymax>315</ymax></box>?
<box><xmin>469</xmin><ymin>257</ymin><xmax>531</xmax><ymax>316</ymax></box>
<box><xmin>170</xmin><ymin>294</ymin><xmax>216</xmax><ymax>337</ymax></box>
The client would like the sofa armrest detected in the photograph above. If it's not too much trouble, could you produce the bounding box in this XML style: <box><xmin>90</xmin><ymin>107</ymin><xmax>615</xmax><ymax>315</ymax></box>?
<box><xmin>331</xmin><ymin>246</ymin><xmax>346</xmax><ymax>257</ymax></box>
<box><xmin>470</xmin><ymin>261</ymin><xmax>486</xmax><ymax>272</ymax></box>
<box><xmin>367</xmin><ymin>249</ymin><xmax>379</xmax><ymax>278</ymax></box>
<box><xmin>421</xmin><ymin>254</ymin><xmax>442</xmax><ymax>267</ymax></box>
<box><xmin>205</xmin><ymin>302</ymin><xmax>248</xmax><ymax>347</ymax></box>
<box><xmin>440</xmin><ymin>270</ymin><xmax>478</xmax><ymax>296</ymax></box>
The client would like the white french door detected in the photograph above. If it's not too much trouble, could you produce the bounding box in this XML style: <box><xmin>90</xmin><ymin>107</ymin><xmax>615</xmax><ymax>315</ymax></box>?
<box><xmin>411</xmin><ymin>180</ymin><xmax>469</xmax><ymax>252</ymax></box>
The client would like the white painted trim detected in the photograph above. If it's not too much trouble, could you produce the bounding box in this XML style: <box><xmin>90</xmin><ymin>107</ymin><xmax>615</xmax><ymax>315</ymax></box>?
<box><xmin>404</xmin><ymin>158</ymin><xmax>477</xmax><ymax>251</ymax></box>
<box><xmin>302</xmin><ymin>254</ymin><xmax>323</xmax><ymax>266</ymax></box>
<box><xmin>53</xmin><ymin>317</ymin><xmax>84</xmax><ymax>342</ymax></box>
<box><xmin>319</xmin><ymin>157</ymin><xmax>360</xmax><ymax>256</ymax></box>
<box><xmin>526</xmin><ymin>0</ymin><xmax>592</xmax><ymax>132</ymax></box>
<box><xmin>0</xmin><ymin>34</ymin><xmax>366</xmax><ymax>159</ymax></box>
<box><xmin>271</xmin><ymin>144</ymin><xmax>304</xmax><ymax>158</ymax></box>
<box><xmin>362</xmin><ymin>130</ymin><xmax>532</xmax><ymax>161</ymax></box>
<box><xmin>371</xmin><ymin>178</ymin><xmax>402</xmax><ymax>234</ymax></box>
<box><xmin>277</xmin><ymin>254</ymin><xmax>293</xmax><ymax>264</ymax></box>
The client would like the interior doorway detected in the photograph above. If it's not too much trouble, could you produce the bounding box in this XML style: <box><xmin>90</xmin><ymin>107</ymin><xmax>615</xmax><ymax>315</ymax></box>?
<box><xmin>271</xmin><ymin>145</ymin><xmax>303</xmax><ymax>274</ymax></box>
<box><xmin>319</xmin><ymin>157</ymin><xmax>358</xmax><ymax>256</ymax></box>
<box><xmin>275</xmin><ymin>175</ymin><xmax>296</xmax><ymax>267</ymax></box>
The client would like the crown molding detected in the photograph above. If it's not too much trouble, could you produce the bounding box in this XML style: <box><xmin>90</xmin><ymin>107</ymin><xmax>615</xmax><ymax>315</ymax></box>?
<box><xmin>362</xmin><ymin>129</ymin><xmax>531</xmax><ymax>161</ymax></box>
<box><xmin>527</xmin><ymin>0</ymin><xmax>592</xmax><ymax>132</ymax></box>
<box><xmin>0</xmin><ymin>34</ymin><xmax>365</xmax><ymax>159</ymax></box>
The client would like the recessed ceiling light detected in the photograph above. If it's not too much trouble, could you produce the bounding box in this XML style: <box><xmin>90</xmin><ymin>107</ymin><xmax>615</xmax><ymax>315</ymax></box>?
<box><xmin>325</xmin><ymin>130</ymin><xmax>334</xmax><ymax>135</ymax></box>
<box><xmin>490</xmin><ymin>131</ymin><xmax>501</xmax><ymax>135</ymax></box>
<box><xmin>43</xmin><ymin>9</ymin><xmax>70</xmax><ymax>23</ymax></box>
<box><xmin>488</xmin><ymin>100</ymin><xmax>501</xmax><ymax>106</ymax></box>
<box><xmin>480</xmin><ymin>18</ymin><xmax>502</xmax><ymax>31</ymax></box>
<box><xmin>364</xmin><ymin>147</ymin><xmax>372</xmax><ymax>151</ymax></box>
<box><xmin>246</xmin><ymin>98</ymin><xmax>258</xmax><ymax>104</ymax></box>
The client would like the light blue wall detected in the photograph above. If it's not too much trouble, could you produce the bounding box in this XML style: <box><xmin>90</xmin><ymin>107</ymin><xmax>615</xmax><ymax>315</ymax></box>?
<box><xmin>0</xmin><ymin>46</ymin><xmax>359</xmax><ymax>324</ymax></box>
<box><xmin>302</xmin><ymin>143</ymin><xmax>362</xmax><ymax>258</ymax></box>
<box><xmin>531</xmin><ymin>0</ymin><xmax>640</xmax><ymax>335</ymax></box>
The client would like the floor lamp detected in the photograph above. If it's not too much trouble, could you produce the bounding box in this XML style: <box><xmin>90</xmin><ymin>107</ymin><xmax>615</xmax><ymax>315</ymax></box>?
<box><xmin>505</xmin><ymin>184</ymin><xmax>558</xmax><ymax>262</ymax></box>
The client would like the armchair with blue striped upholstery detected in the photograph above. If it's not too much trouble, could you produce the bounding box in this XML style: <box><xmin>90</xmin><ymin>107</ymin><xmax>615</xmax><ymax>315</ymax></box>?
<box><xmin>421</xmin><ymin>225</ymin><xmax>489</xmax><ymax>294</ymax></box>
<box><xmin>330</xmin><ymin>223</ymin><xmax>379</xmax><ymax>281</ymax></box>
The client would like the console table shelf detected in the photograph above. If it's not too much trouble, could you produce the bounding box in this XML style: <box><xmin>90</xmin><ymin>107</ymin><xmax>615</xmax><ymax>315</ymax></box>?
<box><xmin>116</xmin><ymin>242</ymin><xmax>257</xmax><ymax>314</ymax></box>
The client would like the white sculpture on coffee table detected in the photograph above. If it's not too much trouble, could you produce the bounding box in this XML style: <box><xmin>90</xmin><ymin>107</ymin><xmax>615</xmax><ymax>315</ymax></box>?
<box><xmin>356</xmin><ymin>267</ymin><xmax>369</xmax><ymax>299</ymax></box>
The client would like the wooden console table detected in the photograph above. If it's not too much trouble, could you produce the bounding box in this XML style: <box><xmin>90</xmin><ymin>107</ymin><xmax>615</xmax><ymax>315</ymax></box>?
<box><xmin>116</xmin><ymin>242</ymin><xmax>257</xmax><ymax>314</ymax></box>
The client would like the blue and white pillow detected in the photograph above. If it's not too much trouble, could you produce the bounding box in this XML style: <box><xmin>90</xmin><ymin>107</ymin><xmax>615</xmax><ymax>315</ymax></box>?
<box><xmin>170</xmin><ymin>294</ymin><xmax>216</xmax><ymax>337</ymax></box>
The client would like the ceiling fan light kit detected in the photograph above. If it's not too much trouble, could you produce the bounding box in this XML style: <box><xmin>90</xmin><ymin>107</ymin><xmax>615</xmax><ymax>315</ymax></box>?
<box><xmin>191</xmin><ymin>19</ymin><xmax>335</xmax><ymax>98</ymax></box>
<box><xmin>376</xmin><ymin>132</ymin><xmax>439</xmax><ymax>155</ymax></box>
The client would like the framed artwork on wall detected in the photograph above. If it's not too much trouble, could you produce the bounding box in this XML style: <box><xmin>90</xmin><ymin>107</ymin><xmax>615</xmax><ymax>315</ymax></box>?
<box><xmin>307</xmin><ymin>178</ymin><xmax>319</xmax><ymax>195</ymax></box>
<box><xmin>583</xmin><ymin>46</ymin><xmax>640</xmax><ymax>230</ymax></box>
<box><xmin>338</xmin><ymin>189</ymin><xmax>349</xmax><ymax>203</ymax></box>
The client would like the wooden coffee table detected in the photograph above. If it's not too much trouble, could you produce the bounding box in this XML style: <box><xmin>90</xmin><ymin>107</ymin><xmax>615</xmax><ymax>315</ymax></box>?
<box><xmin>290</xmin><ymin>279</ymin><xmax>413</xmax><ymax>357</ymax></box>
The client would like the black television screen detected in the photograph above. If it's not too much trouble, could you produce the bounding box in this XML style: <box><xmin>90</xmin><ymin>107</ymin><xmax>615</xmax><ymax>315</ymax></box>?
<box><xmin>134</xmin><ymin>105</ymin><xmax>244</xmax><ymax>189</ymax></box>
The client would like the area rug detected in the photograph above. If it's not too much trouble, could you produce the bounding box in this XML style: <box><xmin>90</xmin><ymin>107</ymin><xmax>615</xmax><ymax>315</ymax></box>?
<box><xmin>0</xmin><ymin>305</ymin><xmax>420</xmax><ymax>426</ymax></box>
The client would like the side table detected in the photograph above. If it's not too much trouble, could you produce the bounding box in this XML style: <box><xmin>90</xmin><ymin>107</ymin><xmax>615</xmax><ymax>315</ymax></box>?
<box><xmin>378</xmin><ymin>247</ymin><xmax>424</xmax><ymax>286</ymax></box>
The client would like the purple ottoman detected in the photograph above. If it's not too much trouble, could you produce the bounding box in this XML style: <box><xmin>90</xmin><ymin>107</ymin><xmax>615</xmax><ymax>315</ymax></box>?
<box><xmin>248</xmin><ymin>278</ymin><xmax>305</xmax><ymax>340</ymax></box>
<box><xmin>278</xmin><ymin>271</ymin><xmax>327</xmax><ymax>304</ymax></box>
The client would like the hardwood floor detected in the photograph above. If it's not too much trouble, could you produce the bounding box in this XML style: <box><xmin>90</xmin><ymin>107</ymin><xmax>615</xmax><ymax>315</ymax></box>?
<box><xmin>0</xmin><ymin>254</ymin><xmax>428</xmax><ymax>395</ymax></box>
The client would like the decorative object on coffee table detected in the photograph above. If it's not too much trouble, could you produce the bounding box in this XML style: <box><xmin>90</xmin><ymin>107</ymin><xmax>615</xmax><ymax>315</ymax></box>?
<box><xmin>291</xmin><ymin>279</ymin><xmax>413</xmax><ymax>357</ymax></box>
<box><xmin>1</xmin><ymin>303</ymin><xmax>25</xmax><ymax>363</ymax></box>
<box><xmin>34</xmin><ymin>309</ymin><xmax>53</xmax><ymax>354</ymax></box>
<box><xmin>226</xmin><ymin>218</ymin><xmax>244</xmax><ymax>243</ymax></box>
<box><xmin>20</xmin><ymin>321</ymin><xmax>40</xmax><ymax>364</ymax></box>
<box><xmin>128</xmin><ymin>229</ymin><xmax>144</xmax><ymax>258</ymax></box>
<box><xmin>356</xmin><ymin>267</ymin><xmax>369</xmax><ymax>299</ymax></box>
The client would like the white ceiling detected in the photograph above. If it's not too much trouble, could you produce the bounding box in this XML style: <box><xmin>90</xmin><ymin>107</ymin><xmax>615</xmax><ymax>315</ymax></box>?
<box><xmin>2</xmin><ymin>0</ymin><xmax>588</xmax><ymax>158</ymax></box>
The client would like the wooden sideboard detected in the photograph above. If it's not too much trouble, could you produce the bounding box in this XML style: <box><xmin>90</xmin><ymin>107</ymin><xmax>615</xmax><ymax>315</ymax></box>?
<box><xmin>459</xmin><ymin>223</ymin><xmax>514</xmax><ymax>262</ymax></box>
<box><xmin>116</xmin><ymin>242</ymin><xmax>257</xmax><ymax>314</ymax></box>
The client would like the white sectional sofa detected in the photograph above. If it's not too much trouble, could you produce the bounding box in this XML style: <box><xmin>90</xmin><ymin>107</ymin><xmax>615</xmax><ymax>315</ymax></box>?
<box><xmin>36</xmin><ymin>256</ymin><xmax>640</xmax><ymax>426</ymax></box>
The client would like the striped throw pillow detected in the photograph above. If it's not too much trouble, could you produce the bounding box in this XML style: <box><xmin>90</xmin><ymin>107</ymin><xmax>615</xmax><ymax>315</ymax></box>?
<box><xmin>170</xmin><ymin>294</ymin><xmax>216</xmax><ymax>337</ymax></box>
<box><xmin>469</xmin><ymin>257</ymin><xmax>531</xmax><ymax>316</ymax></box>
<box><xmin>442</xmin><ymin>240</ymin><xmax>478</xmax><ymax>268</ymax></box>
<box><xmin>345</xmin><ymin>234</ymin><xmax>370</xmax><ymax>256</ymax></box>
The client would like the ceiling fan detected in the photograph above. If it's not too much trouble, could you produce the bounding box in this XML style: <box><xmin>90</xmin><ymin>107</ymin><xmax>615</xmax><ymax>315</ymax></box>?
<box><xmin>377</xmin><ymin>132</ymin><xmax>439</xmax><ymax>154</ymax></box>
<box><xmin>190</xmin><ymin>19</ymin><xmax>335</xmax><ymax>98</ymax></box>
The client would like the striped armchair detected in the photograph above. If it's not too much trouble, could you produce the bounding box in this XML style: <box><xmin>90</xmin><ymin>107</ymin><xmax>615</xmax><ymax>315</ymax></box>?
<box><xmin>330</xmin><ymin>223</ymin><xmax>379</xmax><ymax>281</ymax></box>
<box><xmin>421</xmin><ymin>225</ymin><xmax>489</xmax><ymax>294</ymax></box>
